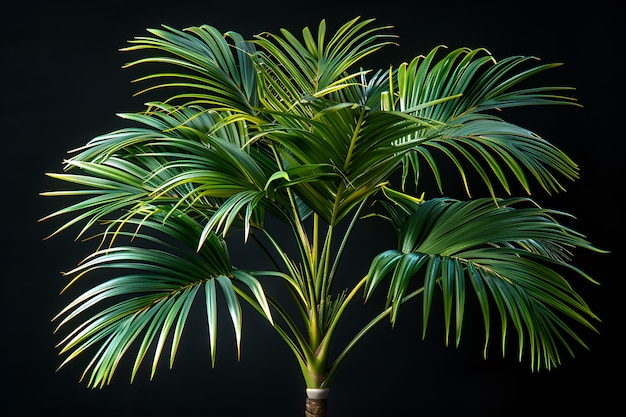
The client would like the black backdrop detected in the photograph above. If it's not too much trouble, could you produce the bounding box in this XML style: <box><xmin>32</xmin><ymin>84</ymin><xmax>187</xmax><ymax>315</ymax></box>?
<box><xmin>3</xmin><ymin>1</ymin><xmax>624</xmax><ymax>416</ymax></box>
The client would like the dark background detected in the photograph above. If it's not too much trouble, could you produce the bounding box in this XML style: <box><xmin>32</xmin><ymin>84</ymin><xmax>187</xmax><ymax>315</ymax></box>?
<box><xmin>3</xmin><ymin>1</ymin><xmax>624</xmax><ymax>416</ymax></box>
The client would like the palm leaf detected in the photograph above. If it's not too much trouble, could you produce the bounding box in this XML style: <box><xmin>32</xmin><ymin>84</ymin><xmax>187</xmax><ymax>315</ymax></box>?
<box><xmin>53</xmin><ymin>209</ymin><xmax>271</xmax><ymax>387</ymax></box>
<box><xmin>251</xmin><ymin>17</ymin><xmax>396</xmax><ymax>113</ymax></box>
<box><xmin>121</xmin><ymin>24</ymin><xmax>258</xmax><ymax>112</ymax></box>
<box><xmin>387</xmin><ymin>47</ymin><xmax>580</xmax><ymax>196</ymax></box>
<box><xmin>366</xmin><ymin>197</ymin><xmax>601</xmax><ymax>370</ymax></box>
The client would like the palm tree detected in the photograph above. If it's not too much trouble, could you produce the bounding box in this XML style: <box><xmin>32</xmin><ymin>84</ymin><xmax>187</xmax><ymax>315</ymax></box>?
<box><xmin>41</xmin><ymin>17</ymin><xmax>604</xmax><ymax>417</ymax></box>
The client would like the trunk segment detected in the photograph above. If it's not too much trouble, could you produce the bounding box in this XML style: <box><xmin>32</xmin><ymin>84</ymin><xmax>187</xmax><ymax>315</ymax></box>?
<box><xmin>305</xmin><ymin>388</ymin><xmax>329</xmax><ymax>417</ymax></box>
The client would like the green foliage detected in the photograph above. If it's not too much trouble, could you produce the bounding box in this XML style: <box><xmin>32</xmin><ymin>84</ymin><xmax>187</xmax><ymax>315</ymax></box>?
<box><xmin>42</xmin><ymin>17</ymin><xmax>604</xmax><ymax>390</ymax></box>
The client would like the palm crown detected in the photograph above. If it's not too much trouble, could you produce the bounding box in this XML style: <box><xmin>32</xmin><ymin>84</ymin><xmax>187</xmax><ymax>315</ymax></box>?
<box><xmin>42</xmin><ymin>16</ymin><xmax>602</xmax><ymax>414</ymax></box>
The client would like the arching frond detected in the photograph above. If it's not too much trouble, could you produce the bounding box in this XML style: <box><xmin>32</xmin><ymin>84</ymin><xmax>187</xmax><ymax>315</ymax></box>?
<box><xmin>121</xmin><ymin>24</ymin><xmax>259</xmax><ymax>112</ymax></box>
<box><xmin>366</xmin><ymin>197</ymin><xmax>602</xmax><ymax>370</ymax></box>
<box><xmin>53</xmin><ymin>209</ymin><xmax>272</xmax><ymax>388</ymax></box>
<box><xmin>385</xmin><ymin>47</ymin><xmax>580</xmax><ymax>197</ymax></box>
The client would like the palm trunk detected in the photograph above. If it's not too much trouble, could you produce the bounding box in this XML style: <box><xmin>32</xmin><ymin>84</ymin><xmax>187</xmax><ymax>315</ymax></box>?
<box><xmin>305</xmin><ymin>388</ymin><xmax>329</xmax><ymax>417</ymax></box>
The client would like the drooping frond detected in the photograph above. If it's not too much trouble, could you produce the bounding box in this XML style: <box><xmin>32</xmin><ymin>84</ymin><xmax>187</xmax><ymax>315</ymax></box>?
<box><xmin>53</xmin><ymin>209</ymin><xmax>272</xmax><ymax>388</ymax></box>
<box><xmin>366</xmin><ymin>197</ymin><xmax>602</xmax><ymax>371</ymax></box>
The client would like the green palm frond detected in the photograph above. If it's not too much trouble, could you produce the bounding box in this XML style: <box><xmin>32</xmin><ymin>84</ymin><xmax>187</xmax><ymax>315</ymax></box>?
<box><xmin>41</xmin><ymin>157</ymin><xmax>156</xmax><ymax>239</ymax></box>
<box><xmin>69</xmin><ymin>103</ymin><xmax>258</xmax><ymax>166</ymax></box>
<box><xmin>53</xmin><ymin>209</ymin><xmax>272</xmax><ymax>388</ymax></box>
<box><xmin>366</xmin><ymin>197</ymin><xmax>601</xmax><ymax>370</ymax></box>
<box><xmin>121</xmin><ymin>24</ymin><xmax>259</xmax><ymax>111</ymax></box>
<box><xmin>43</xmin><ymin>105</ymin><xmax>282</xmax><ymax>241</ymax></box>
<box><xmin>385</xmin><ymin>47</ymin><xmax>580</xmax><ymax>196</ymax></box>
<box><xmin>251</xmin><ymin>17</ymin><xmax>396</xmax><ymax>114</ymax></box>
<box><xmin>258</xmin><ymin>100</ymin><xmax>449</xmax><ymax>223</ymax></box>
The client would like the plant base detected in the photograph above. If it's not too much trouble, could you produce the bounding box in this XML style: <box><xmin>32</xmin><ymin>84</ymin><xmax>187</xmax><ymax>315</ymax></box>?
<box><xmin>305</xmin><ymin>388</ymin><xmax>329</xmax><ymax>417</ymax></box>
